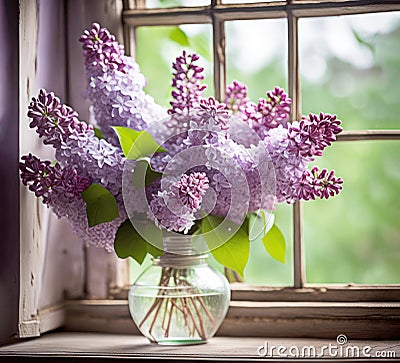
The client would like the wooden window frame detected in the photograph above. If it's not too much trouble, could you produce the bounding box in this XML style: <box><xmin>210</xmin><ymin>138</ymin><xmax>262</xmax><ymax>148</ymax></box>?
<box><xmin>64</xmin><ymin>0</ymin><xmax>400</xmax><ymax>340</ymax></box>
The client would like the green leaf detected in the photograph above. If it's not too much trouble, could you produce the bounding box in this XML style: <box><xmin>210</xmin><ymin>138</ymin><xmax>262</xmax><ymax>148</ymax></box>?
<box><xmin>94</xmin><ymin>127</ymin><xmax>104</xmax><ymax>139</ymax></box>
<box><xmin>188</xmin><ymin>33</ymin><xmax>211</xmax><ymax>61</ymax></box>
<box><xmin>248</xmin><ymin>210</ymin><xmax>274</xmax><ymax>241</ymax></box>
<box><xmin>81</xmin><ymin>184</ymin><xmax>119</xmax><ymax>227</ymax></box>
<box><xmin>262</xmin><ymin>224</ymin><xmax>286</xmax><ymax>263</ymax></box>
<box><xmin>202</xmin><ymin>215</ymin><xmax>250</xmax><ymax>277</ymax></box>
<box><xmin>112</xmin><ymin>126</ymin><xmax>167</xmax><ymax>159</ymax></box>
<box><xmin>132</xmin><ymin>159</ymin><xmax>163</xmax><ymax>189</ymax></box>
<box><xmin>169</xmin><ymin>27</ymin><xmax>190</xmax><ymax>47</ymax></box>
<box><xmin>114</xmin><ymin>220</ymin><xmax>148</xmax><ymax>263</ymax></box>
<box><xmin>352</xmin><ymin>29</ymin><xmax>374</xmax><ymax>52</ymax></box>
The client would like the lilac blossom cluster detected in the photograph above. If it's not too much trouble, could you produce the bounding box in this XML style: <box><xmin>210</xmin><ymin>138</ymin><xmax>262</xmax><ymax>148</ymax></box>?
<box><xmin>224</xmin><ymin>80</ymin><xmax>249</xmax><ymax>113</ymax></box>
<box><xmin>224</xmin><ymin>82</ymin><xmax>343</xmax><ymax>203</ymax></box>
<box><xmin>149</xmin><ymin>172</ymin><xmax>209</xmax><ymax>233</ymax></box>
<box><xmin>19</xmin><ymin>153</ymin><xmax>125</xmax><ymax>252</ymax></box>
<box><xmin>28</xmin><ymin>89</ymin><xmax>124</xmax><ymax>197</ymax></box>
<box><xmin>236</xmin><ymin>86</ymin><xmax>292</xmax><ymax>139</ymax></box>
<box><xmin>80</xmin><ymin>23</ymin><xmax>165</xmax><ymax>144</ymax></box>
<box><xmin>22</xmin><ymin>89</ymin><xmax>127</xmax><ymax>251</ymax></box>
<box><xmin>169</xmin><ymin>51</ymin><xmax>206</xmax><ymax>115</ymax></box>
<box><xmin>166</xmin><ymin>61</ymin><xmax>275</xmax><ymax>223</ymax></box>
<box><xmin>19</xmin><ymin>23</ymin><xmax>344</xmax><ymax>254</ymax></box>
<box><xmin>20</xmin><ymin>153</ymin><xmax>91</xmax><ymax>205</ymax></box>
<box><xmin>149</xmin><ymin>52</ymin><xmax>208</xmax><ymax>171</ymax></box>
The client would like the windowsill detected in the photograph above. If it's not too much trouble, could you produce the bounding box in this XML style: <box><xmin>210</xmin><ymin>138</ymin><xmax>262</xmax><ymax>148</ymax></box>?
<box><xmin>1</xmin><ymin>332</ymin><xmax>399</xmax><ymax>362</ymax></box>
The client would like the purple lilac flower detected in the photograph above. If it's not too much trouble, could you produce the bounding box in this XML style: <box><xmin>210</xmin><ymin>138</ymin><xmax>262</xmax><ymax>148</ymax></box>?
<box><xmin>224</xmin><ymin>81</ymin><xmax>249</xmax><ymax>113</ymax></box>
<box><xmin>79</xmin><ymin>22</ymin><xmax>126</xmax><ymax>76</ymax></box>
<box><xmin>311</xmin><ymin>166</ymin><xmax>343</xmax><ymax>199</ymax></box>
<box><xmin>263</xmin><ymin>113</ymin><xmax>343</xmax><ymax>203</ymax></box>
<box><xmin>149</xmin><ymin>172</ymin><xmax>209</xmax><ymax>233</ymax></box>
<box><xmin>27</xmin><ymin>89</ymin><xmax>125</xmax><ymax>197</ymax></box>
<box><xmin>19</xmin><ymin>153</ymin><xmax>125</xmax><ymax>252</ymax></box>
<box><xmin>19</xmin><ymin>153</ymin><xmax>91</xmax><ymax>206</ymax></box>
<box><xmin>196</xmin><ymin>97</ymin><xmax>231</xmax><ymax>131</ymax></box>
<box><xmin>81</xmin><ymin>23</ymin><xmax>166</xmax><ymax>144</ymax></box>
<box><xmin>20</xmin><ymin>154</ymin><xmax>55</xmax><ymax>203</ymax></box>
<box><xmin>168</xmin><ymin>51</ymin><xmax>206</xmax><ymax>116</ymax></box>
<box><xmin>171</xmin><ymin>172</ymin><xmax>209</xmax><ymax>212</ymax></box>
<box><xmin>27</xmin><ymin>89</ymin><xmax>91</xmax><ymax>148</ymax></box>
<box><xmin>288</xmin><ymin>113</ymin><xmax>343</xmax><ymax>159</ymax></box>
<box><xmin>239</xmin><ymin>87</ymin><xmax>292</xmax><ymax>139</ymax></box>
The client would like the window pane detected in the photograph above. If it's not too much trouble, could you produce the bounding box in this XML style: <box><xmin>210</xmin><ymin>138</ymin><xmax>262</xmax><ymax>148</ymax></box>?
<box><xmin>135</xmin><ymin>25</ymin><xmax>213</xmax><ymax>108</ymax></box>
<box><xmin>146</xmin><ymin>0</ymin><xmax>210</xmax><ymax>8</ymax></box>
<box><xmin>244</xmin><ymin>204</ymin><xmax>293</xmax><ymax>285</ymax></box>
<box><xmin>300</xmin><ymin>12</ymin><xmax>400</xmax><ymax>130</ymax></box>
<box><xmin>304</xmin><ymin>141</ymin><xmax>400</xmax><ymax>284</ymax></box>
<box><xmin>225</xmin><ymin>18</ymin><xmax>290</xmax><ymax>285</ymax></box>
<box><xmin>226</xmin><ymin>19</ymin><xmax>288</xmax><ymax>100</ymax></box>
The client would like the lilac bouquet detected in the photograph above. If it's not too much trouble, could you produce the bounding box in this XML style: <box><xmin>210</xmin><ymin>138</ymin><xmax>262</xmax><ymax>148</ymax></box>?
<box><xmin>20</xmin><ymin>23</ymin><xmax>343</xmax><ymax>276</ymax></box>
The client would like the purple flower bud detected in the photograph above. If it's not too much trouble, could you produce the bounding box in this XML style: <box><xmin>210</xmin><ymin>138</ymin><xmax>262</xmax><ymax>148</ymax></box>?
<box><xmin>168</xmin><ymin>51</ymin><xmax>206</xmax><ymax>116</ymax></box>
<box><xmin>149</xmin><ymin>172</ymin><xmax>209</xmax><ymax>233</ymax></box>
<box><xmin>224</xmin><ymin>81</ymin><xmax>249</xmax><ymax>113</ymax></box>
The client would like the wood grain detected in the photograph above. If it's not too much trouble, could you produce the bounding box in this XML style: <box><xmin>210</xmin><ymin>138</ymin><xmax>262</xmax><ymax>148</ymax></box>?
<box><xmin>122</xmin><ymin>1</ymin><xmax>400</xmax><ymax>26</ymax></box>
<box><xmin>19</xmin><ymin>0</ymin><xmax>48</xmax><ymax>339</ymax></box>
<box><xmin>0</xmin><ymin>332</ymin><xmax>399</xmax><ymax>361</ymax></box>
<box><xmin>64</xmin><ymin>300</ymin><xmax>400</xmax><ymax>339</ymax></box>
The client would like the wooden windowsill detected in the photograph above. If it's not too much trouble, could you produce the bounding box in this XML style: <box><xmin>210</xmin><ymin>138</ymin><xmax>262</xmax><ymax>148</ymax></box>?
<box><xmin>0</xmin><ymin>332</ymin><xmax>399</xmax><ymax>362</ymax></box>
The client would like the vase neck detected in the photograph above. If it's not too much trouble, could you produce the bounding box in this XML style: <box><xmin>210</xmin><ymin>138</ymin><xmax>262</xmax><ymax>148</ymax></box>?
<box><xmin>163</xmin><ymin>236</ymin><xmax>194</xmax><ymax>255</ymax></box>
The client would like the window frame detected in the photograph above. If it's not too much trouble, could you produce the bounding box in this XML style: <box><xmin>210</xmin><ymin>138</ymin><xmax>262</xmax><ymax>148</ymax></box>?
<box><xmin>121</xmin><ymin>0</ymin><xmax>400</xmax><ymax>288</ymax></box>
<box><xmin>61</xmin><ymin>0</ymin><xmax>400</xmax><ymax>339</ymax></box>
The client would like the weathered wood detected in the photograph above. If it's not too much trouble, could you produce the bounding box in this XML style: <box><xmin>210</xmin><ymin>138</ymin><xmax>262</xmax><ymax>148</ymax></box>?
<box><xmin>287</xmin><ymin>10</ymin><xmax>305</xmax><ymax>289</ymax></box>
<box><xmin>110</xmin><ymin>283</ymin><xmax>400</xmax><ymax>301</ymax></box>
<box><xmin>66</xmin><ymin>0</ymin><xmax>130</xmax><ymax>299</ymax></box>
<box><xmin>19</xmin><ymin>0</ymin><xmax>50</xmax><ymax>339</ymax></box>
<box><xmin>230</xmin><ymin>284</ymin><xmax>400</xmax><ymax>302</ymax></box>
<box><xmin>291</xmin><ymin>0</ymin><xmax>400</xmax><ymax>17</ymax></box>
<box><xmin>64</xmin><ymin>300</ymin><xmax>400</xmax><ymax>339</ymax></box>
<box><xmin>212</xmin><ymin>14</ymin><xmax>226</xmax><ymax>101</ymax></box>
<box><xmin>1</xmin><ymin>332</ymin><xmax>399</xmax><ymax>361</ymax></box>
<box><xmin>337</xmin><ymin>130</ymin><xmax>400</xmax><ymax>141</ymax></box>
<box><xmin>122</xmin><ymin>1</ymin><xmax>400</xmax><ymax>26</ymax></box>
<box><xmin>124</xmin><ymin>7</ymin><xmax>211</xmax><ymax>26</ymax></box>
<box><xmin>85</xmin><ymin>246</ymin><xmax>129</xmax><ymax>299</ymax></box>
<box><xmin>38</xmin><ymin>304</ymin><xmax>66</xmax><ymax>335</ymax></box>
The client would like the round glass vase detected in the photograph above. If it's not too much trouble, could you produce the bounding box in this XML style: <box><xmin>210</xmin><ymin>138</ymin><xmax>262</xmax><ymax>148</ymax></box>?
<box><xmin>128</xmin><ymin>236</ymin><xmax>230</xmax><ymax>345</ymax></box>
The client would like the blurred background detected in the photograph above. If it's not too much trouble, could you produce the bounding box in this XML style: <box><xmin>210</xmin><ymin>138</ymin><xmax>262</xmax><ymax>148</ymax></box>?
<box><xmin>131</xmin><ymin>0</ymin><xmax>400</xmax><ymax>285</ymax></box>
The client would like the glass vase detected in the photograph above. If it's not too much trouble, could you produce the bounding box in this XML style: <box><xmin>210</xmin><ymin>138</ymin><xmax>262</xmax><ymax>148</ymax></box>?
<box><xmin>128</xmin><ymin>236</ymin><xmax>230</xmax><ymax>345</ymax></box>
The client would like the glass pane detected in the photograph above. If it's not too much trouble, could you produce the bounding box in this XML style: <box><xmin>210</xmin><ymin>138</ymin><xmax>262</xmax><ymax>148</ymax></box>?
<box><xmin>225</xmin><ymin>18</ymin><xmax>290</xmax><ymax>285</ymax></box>
<box><xmin>226</xmin><ymin>19</ymin><xmax>288</xmax><ymax>101</ymax></box>
<box><xmin>244</xmin><ymin>203</ymin><xmax>293</xmax><ymax>285</ymax></box>
<box><xmin>300</xmin><ymin>12</ymin><xmax>400</xmax><ymax>130</ymax></box>
<box><xmin>146</xmin><ymin>0</ymin><xmax>210</xmax><ymax>8</ymax></box>
<box><xmin>304</xmin><ymin>141</ymin><xmax>400</xmax><ymax>284</ymax></box>
<box><xmin>135</xmin><ymin>24</ymin><xmax>213</xmax><ymax>108</ymax></box>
